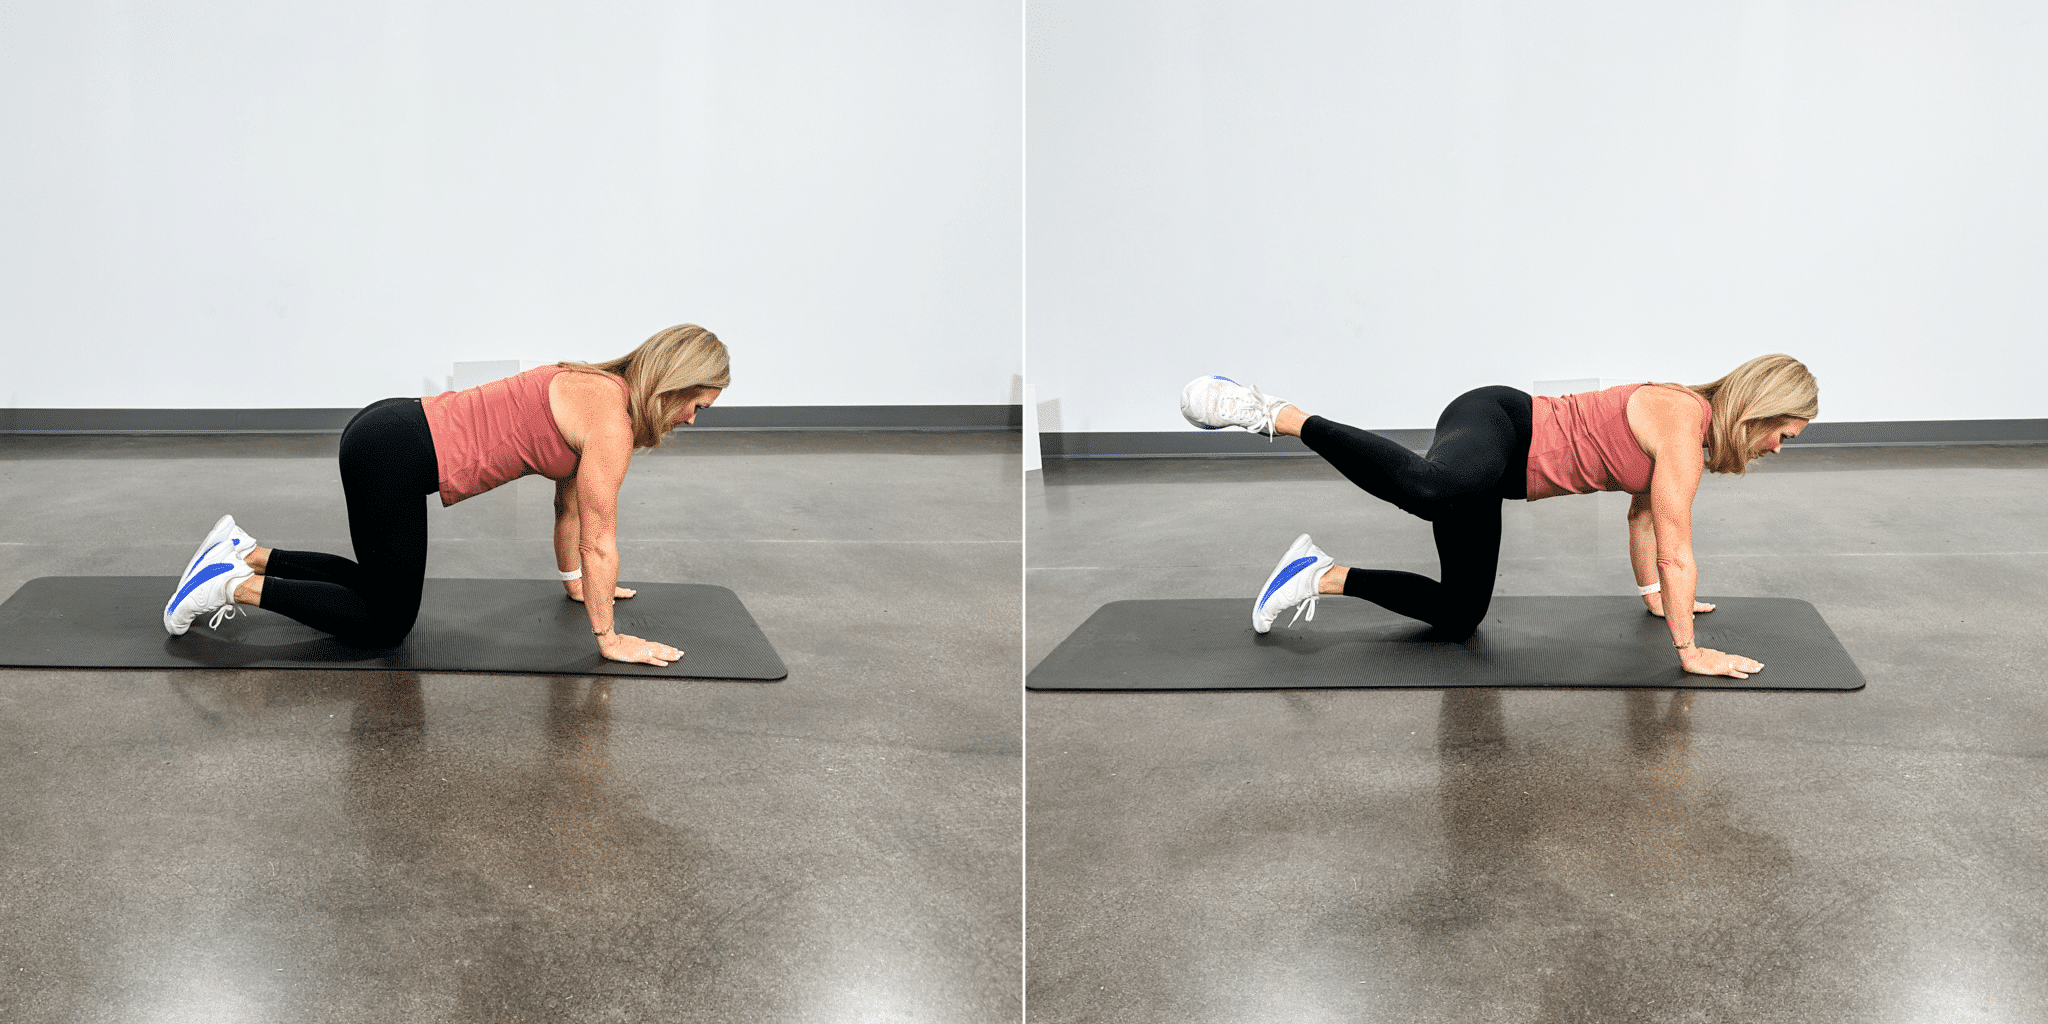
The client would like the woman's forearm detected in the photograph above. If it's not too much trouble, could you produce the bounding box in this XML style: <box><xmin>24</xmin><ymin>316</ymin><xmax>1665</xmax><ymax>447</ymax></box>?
<box><xmin>552</xmin><ymin>483</ymin><xmax>581</xmax><ymax>574</ymax></box>
<box><xmin>578</xmin><ymin>542</ymin><xmax>620</xmax><ymax>633</ymax></box>
<box><xmin>1656</xmin><ymin>556</ymin><xmax>1698</xmax><ymax>647</ymax></box>
<box><xmin>1628</xmin><ymin>505</ymin><xmax>1658</xmax><ymax>590</ymax></box>
<box><xmin>553</xmin><ymin>514</ymin><xmax>581</xmax><ymax>574</ymax></box>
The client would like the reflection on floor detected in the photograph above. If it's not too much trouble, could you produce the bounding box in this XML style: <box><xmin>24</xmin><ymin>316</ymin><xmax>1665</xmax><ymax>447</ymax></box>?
<box><xmin>1028</xmin><ymin>445</ymin><xmax>2048</xmax><ymax>1023</ymax></box>
<box><xmin>0</xmin><ymin>430</ymin><xmax>1020</xmax><ymax>1024</ymax></box>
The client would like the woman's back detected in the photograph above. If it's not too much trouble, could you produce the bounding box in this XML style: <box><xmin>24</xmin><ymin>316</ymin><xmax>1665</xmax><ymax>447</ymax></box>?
<box><xmin>1526</xmin><ymin>383</ymin><xmax>1710</xmax><ymax>500</ymax></box>
<box><xmin>421</xmin><ymin>365</ymin><xmax>627</xmax><ymax>506</ymax></box>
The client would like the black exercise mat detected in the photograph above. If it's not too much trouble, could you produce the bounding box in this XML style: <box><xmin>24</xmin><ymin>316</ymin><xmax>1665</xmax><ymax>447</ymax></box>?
<box><xmin>0</xmin><ymin>577</ymin><xmax>787</xmax><ymax>680</ymax></box>
<box><xmin>1028</xmin><ymin>596</ymin><xmax>1863</xmax><ymax>691</ymax></box>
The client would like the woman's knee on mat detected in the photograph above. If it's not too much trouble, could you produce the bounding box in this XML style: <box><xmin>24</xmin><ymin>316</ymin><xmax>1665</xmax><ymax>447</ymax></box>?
<box><xmin>1440</xmin><ymin>597</ymin><xmax>1494</xmax><ymax>638</ymax></box>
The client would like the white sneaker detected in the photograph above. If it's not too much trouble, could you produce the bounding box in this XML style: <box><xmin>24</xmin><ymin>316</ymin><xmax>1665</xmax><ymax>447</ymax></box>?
<box><xmin>1253</xmin><ymin>533</ymin><xmax>1334</xmax><ymax>634</ymax></box>
<box><xmin>165</xmin><ymin>542</ymin><xmax>258</xmax><ymax>636</ymax></box>
<box><xmin>1180</xmin><ymin>375</ymin><xmax>1290</xmax><ymax>439</ymax></box>
<box><xmin>181</xmin><ymin>514</ymin><xmax>258</xmax><ymax>581</ymax></box>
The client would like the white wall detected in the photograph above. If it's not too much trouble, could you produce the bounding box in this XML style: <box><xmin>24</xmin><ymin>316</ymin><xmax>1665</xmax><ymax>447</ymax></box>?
<box><xmin>1027</xmin><ymin>0</ymin><xmax>2048</xmax><ymax>432</ymax></box>
<box><xmin>1</xmin><ymin>0</ymin><xmax>1020</xmax><ymax>410</ymax></box>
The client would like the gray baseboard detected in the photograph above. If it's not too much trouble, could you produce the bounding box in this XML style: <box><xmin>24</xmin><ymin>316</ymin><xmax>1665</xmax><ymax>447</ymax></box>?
<box><xmin>1041</xmin><ymin>419</ymin><xmax>2048</xmax><ymax>459</ymax></box>
<box><xmin>0</xmin><ymin>405</ymin><xmax>1022</xmax><ymax>435</ymax></box>
<box><xmin>696</xmin><ymin>405</ymin><xmax>1020</xmax><ymax>431</ymax></box>
<box><xmin>0</xmin><ymin>408</ymin><xmax>360</xmax><ymax>434</ymax></box>
<box><xmin>1778</xmin><ymin>418</ymin><xmax>2048</xmax><ymax>447</ymax></box>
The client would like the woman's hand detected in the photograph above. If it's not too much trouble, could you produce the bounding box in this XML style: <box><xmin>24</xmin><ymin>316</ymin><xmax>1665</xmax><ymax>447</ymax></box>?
<box><xmin>598</xmin><ymin>632</ymin><xmax>681</xmax><ymax>667</ymax></box>
<box><xmin>564</xmin><ymin>578</ymin><xmax>637</xmax><ymax>603</ymax></box>
<box><xmin>1644</xmin><ymin>592</ymin><xmax>1715</xmax><ymax>617</ymax></box>
<box><xmin>1679</xmin><ymin>646</ymin><xmax>1762</xmax><ymax>679</ymax></box>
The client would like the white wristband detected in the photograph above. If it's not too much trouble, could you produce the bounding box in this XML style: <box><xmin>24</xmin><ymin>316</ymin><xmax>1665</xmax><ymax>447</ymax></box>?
<box><xmin>558</xmin><ymin>567</ymin><xmax>583</xmax><ymax>582</ymax></box>
<box><xmin>1638</xmin><ymin>581</ymin><xmax>1661</xmax><ymax>595</ymax></box>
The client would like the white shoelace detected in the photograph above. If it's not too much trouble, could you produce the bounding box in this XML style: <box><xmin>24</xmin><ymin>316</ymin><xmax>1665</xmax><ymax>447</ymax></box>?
<box><xmin>207</xmin><ymin>603</ymin><xmax>241</xmax><ymax>629</ymax></box>
<box><xmin>1237</xmin><ymin>385</ymin><xmax>1280</xmax><ymax>440</ymax></box>
<box><xmin>1285</xmin><ymin>594</ymin><xmax>1319</xmax><ymax>628</ymax></box>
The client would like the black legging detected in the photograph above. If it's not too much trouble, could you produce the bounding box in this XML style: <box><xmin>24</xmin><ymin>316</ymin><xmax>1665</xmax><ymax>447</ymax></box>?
<box><xmin>260</xmin><ymin>397</ymin><xmax>439</xmax><ymax>647</ymax></box>
<box><xmin>1297</xmin><ymin>385</ymin><xmax>1532</xmax><ymax>639</ymax></box>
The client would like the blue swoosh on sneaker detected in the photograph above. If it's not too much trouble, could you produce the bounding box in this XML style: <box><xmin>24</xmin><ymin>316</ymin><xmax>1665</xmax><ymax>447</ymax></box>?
<box><xmin>187</xmin><ymin>540</ymin><xmax>222</xmax><ymax>577</ymax></box>
<box><xmin>1259</xmin><ymin>556</ymin><xmax>1318</xmax><ymax>608</ymax></box>
<box><xmin>168</xmin><ymin>560</ymin><xmax>235</xmax><ymax>616</ymax></box>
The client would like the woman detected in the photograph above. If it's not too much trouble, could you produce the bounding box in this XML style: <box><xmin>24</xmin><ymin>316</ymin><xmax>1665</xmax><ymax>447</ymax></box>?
<box><xmin>1180</xmin><ymin>354</ymin><xmax>1818</xmax><ymax>680</ymax></box>
<box><xmin>162</xmin><ymin>324</ymin><xmax>730</xmax><ymax>668</ymax></box>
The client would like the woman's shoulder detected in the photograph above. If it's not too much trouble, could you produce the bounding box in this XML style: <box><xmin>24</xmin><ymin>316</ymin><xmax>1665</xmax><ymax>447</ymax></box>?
<box><xmin>549</xmin><ymin>366</ymin><xmax>629</xmax><ymax>401</ymax></box>
<box><xmin>1625</xmin><ymin>384</ymin><xmax>1708</xmax><ymax>460</ymax></box>
<box><xmin>1627</xmin><ymin>382</ymin><xmax>1703</xmax><ymax>418</ymax></box>
<box><xmin>547</xmin><ymin>366</ymin><xmax>632</xmax><ymax>445</ymax></box>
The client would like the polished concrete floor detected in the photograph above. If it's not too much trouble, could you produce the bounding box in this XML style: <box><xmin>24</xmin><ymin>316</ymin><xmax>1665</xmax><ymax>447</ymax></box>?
<box><xmin>0</xmin><ymin>430</ymin><xmax>1020</xmax><ymax>1024</ymax></box>
<box><xmin>1028</xmin><ymin>445</ymin><xmax>2048</xmax><ymax>1024</ymax></box>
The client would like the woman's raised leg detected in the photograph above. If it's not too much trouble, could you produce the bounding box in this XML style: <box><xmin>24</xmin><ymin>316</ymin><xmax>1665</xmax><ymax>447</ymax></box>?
<box><xmin>1285</xmin><ymin>386</ymin><xmax>1529</xmax><ymax>636</ymax></box>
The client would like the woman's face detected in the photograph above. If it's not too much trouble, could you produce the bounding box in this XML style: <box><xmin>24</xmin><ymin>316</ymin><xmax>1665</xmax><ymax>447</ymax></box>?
<box><xmin>1753</xmin><ymin>417</ymin><xmax>1808</xmax><ymax>458</ymax></box>
<box><xmin>671</xmin><ymin>387</ymin><xmax>722</xmax><ymax>427</ymax></box>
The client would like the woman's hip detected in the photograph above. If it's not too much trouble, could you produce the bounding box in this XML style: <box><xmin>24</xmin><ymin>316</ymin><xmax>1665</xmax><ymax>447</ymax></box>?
<box><xmin>338</xmin><ymin>397</ymin><xmax>439</xmax><ymax>495</ymax></box>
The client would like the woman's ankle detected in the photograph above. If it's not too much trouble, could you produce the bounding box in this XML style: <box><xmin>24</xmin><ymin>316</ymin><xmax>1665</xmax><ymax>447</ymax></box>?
<box><xmin>1317</xmin><ymin>565</ymin><xmax>1349</xmax><ymax>595</ymax></box>
<box><xmin>1273</xmin><ymin>405</ymin><xmax>1310</xmax><ymax>438</ymax></box>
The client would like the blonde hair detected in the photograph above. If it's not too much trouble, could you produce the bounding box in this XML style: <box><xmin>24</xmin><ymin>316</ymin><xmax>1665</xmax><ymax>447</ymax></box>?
<box><xmin>559</xmin><ymin>324</ymin><xmax>731</xmax><ymax>449</ymax></box>
<box><xmin>1651</xmin><ymin>354</ymin><xmax>1819</xmax><ymax>475</ymax></box>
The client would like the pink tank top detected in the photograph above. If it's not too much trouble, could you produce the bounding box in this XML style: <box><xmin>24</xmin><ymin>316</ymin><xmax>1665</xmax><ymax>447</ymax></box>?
<box><xmin>1525</xmin><ymin>383</ymin><xmax>1712</xmax><ymax>501</ymax></box>
<box><xmin>420</xmin><ymin>365</ymin><xmax>629</xmax><ymax>506</ymax></box>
